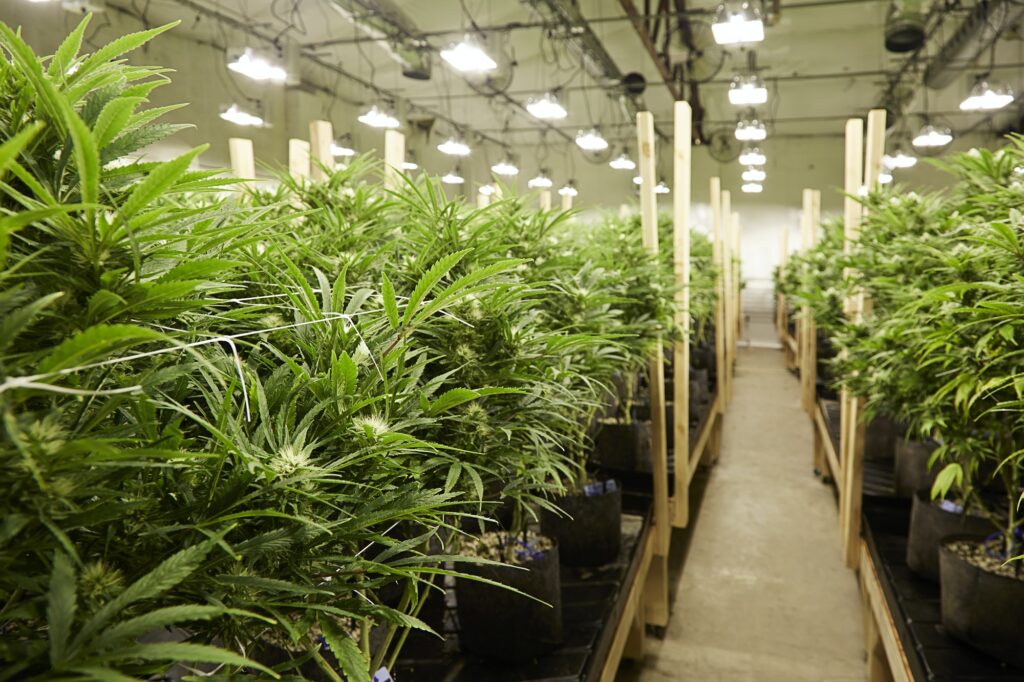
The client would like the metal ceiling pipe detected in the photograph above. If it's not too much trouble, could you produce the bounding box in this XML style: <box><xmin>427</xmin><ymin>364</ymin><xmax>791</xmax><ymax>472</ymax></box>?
<box><xmin>520</xmin><ymin>0</ymin><xmax>644</xmax><ymax>118</ymax></box>
<box><xmin>325</xmin><ymin>0</ymin><xmax>432</xmax><ymax>80</ymax></box>
<box><xmin>885</xmin><ymin>0</ymin><xmax>927</xmax><ymax>53</ymax></box>
<box><xmin>923</xmin><ymin>0</ymin><xmax>1024</xmax><ymax>89</ymax></box>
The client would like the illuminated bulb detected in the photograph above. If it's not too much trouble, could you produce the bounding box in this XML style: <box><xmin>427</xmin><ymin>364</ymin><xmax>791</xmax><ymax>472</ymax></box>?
<box><xmin>331</xmin><ymin>139</ymin><xmax>357</xmax><ymax>157</ymax></box>
<box><xmin>528</xmin><ymin>171</ymin><xmax>553</xmax><ymax>189</ymax></box>
<box><xmin>728</xmin><ymin>73</ymin><xmax>768</xmax><ymax>106</ymax></box>
<box><xmin>632</xmin><ymin>175</ymin><xmax>643</xmax><ymax>185</ymax></box>
<box><xmin>575</xmin><ymin>128</ymin><xmax>609</xmax><ymax>151</ymax></box>
<box><xmin>227</xmin><ymin>48</ymin><xmax>287</xmax><ymax>83</ymax></box>
<box><xmin>440</xmin><ymin>35</ymin><xmax>497</xmax><ymax>73</ymax></box>
<box><xmin>882</xmin><ymin>149</ymin><xmax>916</xmax><ymax>169</ymax></box>
<box><xmin>609</xmin><ymin>152</ymin><xmax>636</xmax><ymax>170</ymax></box>
<box><xmin>741</xmin><ymin>166</ymin><xmax>766</xmax><ymax>182</ymax></box>
<box><xmin>878</xmin><ymin>171</ymin><xmax>893</xmax><ymax>184</ymax></box>
<box><xmin>491</xmin><ymin>158</ymin><xmax>519</xmax><ymax>176</ymax></box>
<box><xmin>654</xmin><ymin>180</ymin><xmax>670</xmax><ymax>194</ymax></box>
<box><xmin>358</xmin><ymin>104</ymin><xmax>400</xmax><ymax>129</ymax></box>
<box><xmin>912</xmin><ymin>124</ymin><xmax>953</xmax><ymax>148</ymax></box>
<box><xmin>479</xmin><ymin>184</ymin><xmax>496</xmax><ymax>196</ymax></box>
<box><xmin>558</xmin><ymin>182</ymin><xmax>579</xmax><ymax>197</ymax></box>
<box><xmin>960</xmin><ymin>78</ymin><xmax>1014</xmax><ymax>111</ymax></box>
<box><xmin>437</xmin><ymin>136</ymin><xmax>471</xmax><ymax>156</ymax></box>
<box><xmin>741</xmin><ymin>182</ymin><xmax>763</xmax><ymax>193</ymax></box>
<box><xmin>739</xmin><ymin>147</ymin><xmax>766</xmax><ymax>166</ymax></box>
<box><xmin>735</xmin><ymin>117</ymin><xmax>767</xmax><ymax>141</ymax></box>
<box><xmin>526</xmin><ymin>91</ymin><xmax>568</xmax><ymax>120</ymax></box>
<box><xmin>401</xmin><ymin>160</ymin><xmax>418</xmax><ymax>171</ymax></box>
<box><xmin>441</xmin><ymin>169</ymin><xmax>465</xmax><ymax>185</ymax></box>
<box><xmin>712</xmin><ymin>2</ymin><xmax>765</xmax><ymax>45</ymax></box>
<box><xmin>219</xmin><ymin>103</ymin><xmax>264</xmax><ymax>127</ymax></box>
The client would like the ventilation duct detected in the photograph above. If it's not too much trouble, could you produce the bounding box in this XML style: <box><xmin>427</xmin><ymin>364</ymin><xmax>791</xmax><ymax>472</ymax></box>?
<box><xmin>325</xmin><ymin>0</ymin><xmax>432</xmax><ymax>80</ymax></box>
<box><xmin>924</xmin><ymin>0</ymin><xmax>1024</xmax><ymax>89</ymax></box>
<box><xmin>885</xmin><ymin>0</ymin><xmax>927</xmax><ymax>53</ymax></box>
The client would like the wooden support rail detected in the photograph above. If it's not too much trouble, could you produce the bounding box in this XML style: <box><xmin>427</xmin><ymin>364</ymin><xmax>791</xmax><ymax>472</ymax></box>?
<box><xmin>720</xmin><ymin>189</ymin><xmax>733</xmax><ymax>405</ymax></box>
<box><xmin>860</xmin><ymin>541</ymin><xmax>913</xmax><ymax>682</ymax></box>
<box><xmin>799</xmin><ymin>189</ymin><xmax>820</xmax><ymax>416</ymax></box>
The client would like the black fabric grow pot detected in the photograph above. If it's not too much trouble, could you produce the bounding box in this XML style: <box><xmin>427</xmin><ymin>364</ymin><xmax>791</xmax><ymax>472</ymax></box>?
<box><xmin>940</xmin><ymin>534</ymin><xmax>1024</xmax><ymax>670</ymax></box>
<box><xmin>591</xmin><ymin>421</ymin><xmax>651</xmax><ymax>472</ymax></box>
<box><xmin>893</xmin><ymin>438</ymin><xmax>938</xmax><ymax>498</ymax></box>
<box><xmin>906</xmin><ymin>490</ymin><xmax>991</xmax><ymax>581</ymax></box>
<box><xmin>456</xmin><ymin>542</ymin><xmax>563</xmax><ymax>661</ymax></box>
<box><xmin>864</xmin><ymin>415</ymin><xmax>902</xmax><ymax>461</ymax></box>
<box><xmin>540</xmin><ymin>484</ymin><xmax>622</xmax><ymax>567</ymax></box>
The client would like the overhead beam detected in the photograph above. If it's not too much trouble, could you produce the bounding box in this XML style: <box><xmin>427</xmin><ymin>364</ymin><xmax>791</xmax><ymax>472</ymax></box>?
<box><xmin>618</xmin><ymin>0</ymin><xmax>683</xmax><ymax>101</ymax></box>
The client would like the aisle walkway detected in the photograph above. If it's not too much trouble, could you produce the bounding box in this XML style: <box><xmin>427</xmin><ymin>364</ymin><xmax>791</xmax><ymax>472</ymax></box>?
<box><xmin>623</xmin><ymin>348</ymin><xmax>865</xmax><ymax>681</ymax></box>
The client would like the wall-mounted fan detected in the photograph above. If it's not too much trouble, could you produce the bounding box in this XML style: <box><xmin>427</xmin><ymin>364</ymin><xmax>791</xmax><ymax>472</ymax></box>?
<box><xmin>683</xmin><ymin>21</ymin><xmax>727</xmax><ymax>84</ymax></box>
<box><xmin>707</xmin><ymin>128</ymin><xmax>740</xmax><ymax>163</ymax></box>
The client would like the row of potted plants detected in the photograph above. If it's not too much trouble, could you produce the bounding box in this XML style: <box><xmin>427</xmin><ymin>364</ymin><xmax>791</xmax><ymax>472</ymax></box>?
<box><xmin>778</xmin><ymin>138</ymin><xmax>1024</xmax><ymax>667</ymax></box>
<box><xmin>0</xmin><ymin>19</ymin><xmax>719</xmax><ymax>680</ymax></box>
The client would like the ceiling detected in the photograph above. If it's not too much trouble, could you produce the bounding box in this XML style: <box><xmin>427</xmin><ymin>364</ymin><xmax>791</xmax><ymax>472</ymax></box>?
<box><xmin>86</xmin><ymin>0</ymin><xmax>1024</xmax><ymax>165</ymax></box>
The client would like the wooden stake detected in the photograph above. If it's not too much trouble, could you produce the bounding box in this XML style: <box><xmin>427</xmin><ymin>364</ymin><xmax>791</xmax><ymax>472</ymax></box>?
<box><xmin>671</xmin><ymin>101</ymin><xmax>692</xmax><ymax>529</ymax></box>
<box><xmin>637</xmin><ymin>110</ymin><xmax>670</xmax><ymax>628</ymax></box>
<box><xmin>228</xmin><ymin>137</ymin><xmax>255</xmax><ymax>180</ymax></box>
<box><xmin>476</xmin><ymin>191</ymin><xmax>490</xmax><ymax>208</ymax></box>
<box><xmin>841</xmin><ymin>109</ymin><xmax>885</xmax><ymax>570</ymax></box>
<box><xmin>288</xmin><ymin>139</ymin><xmax>310</xmax><ymax>179</ymax></box>
<box><xmin>539</xmin><ymin>190</ymin><xmax>552</xmax><ymax>211</ymax></box>
<box><xmin>561</xmin><ymin>192</ymin><xmax>573</xmax><ymax>211</ymax></box>
<box><xmin>384</xmin><ymin>129</ymin><xmax>405</xmax><ymax>190</ymax></box>
<box><xmin>721</xmin><ymin>190</ymin><xmax>733</xmax><ymax>404</ymax></box>
<box><xmin>309</xmin><ymin>120</ymin><xmax>333</xmax><ymax>181</ymax></box>
<box><xmin>732</xmin><ymin>211</ymin><xmax>742</xmax><ymax>357</ymax></box>
<box><xmin>799</xmin><ymin>190</ymin><xmax>820</xmax><ymax>414</ymax></box>
<box><xmin>710</xmin><ymin>177</ymin><xmax>726</xmax><ymax>420</ymax></box>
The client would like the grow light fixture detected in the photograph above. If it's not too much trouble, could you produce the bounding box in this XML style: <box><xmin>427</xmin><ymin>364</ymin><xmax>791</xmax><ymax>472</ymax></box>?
<box><xmin>219</xmin><ymin>103</ymin><xmax>264</xmax><ymax>127</ymax></box>
<box><xmin>227</xmin><ymin>47</ymin><xmax>287</xmax><ymax>83</ymax></box>
<box><xmin>728</xmin><ymin>73</ymin><xmax>768</xmax><ymax>106</ymax></box>
<box><xmin>440</xmin><ymin>34</ymin><xmax>497</xmax><ymax>73</ymax></box>
<box><xmin>441</xmin><ymin>168</ymin><xmax>465</xmax><ymax>184</ymax></box>
<box><xmin>491</xmin><ymin>157</ymin><xmax>519</xmax><ymax>176</ymax></box>
<box><xmin>558</xmin><ymin>181</ymin><xmax>579</xmax><ymax>197</ymax></box>
<box><xmin>358</xmin><ymin>104</ymin><xmax>400</xmax><ymax>129</ymax></box>
<box><xmin>632</xmin><ymin>175</ymin><xmax>643</xmax><ymax>185</ymax></box>
<box><xmin>712</xmin><ymin>2</ymin><xmax>765</xmax><ymax>45</ymax></box>
<box><xmin>912</xmin><ymin>123</ymin><xmax>953</xmax><ymax>148</ymax></box>
<box><xmin>401</xmin><ymin>153</ymin><xmax>419</xmax><ymax>171</ymax></box>
<box><xmin>654</xmin><ymin>180</ymin><xmax>670</xmax><ymax>194</ymax></box>
<box><xmin>330</xmin><ymin>135</ymin><xmax>357</xmax><ymax>157</ymax></box>
<box><xmin>479</xmin><ymin>183</ymin><xmax>496</xmax><ymax>196</ymax></box>
<box><xmin>959</xmin><ymin>78</ymin><xmax>1014</xmax><ymax>111</ymax></box>
<box><xmin>527</xmin><ymin>170</ymin><xmax>553</xmax><ymax>189</ymax></box>
<box><xmin>609</xmin><ymin>151</ymin><xmax>636</xmax><ymax>170</ymax></box>
<box><xmin>437</xmin><ymin>135</ymin><xmax>471</xmax><ymax>157</ymax></box>
<box><xmin>735</xmin><ymin>116</ymin><xmax>767</xmax><ymax>142</ymax></box>
<box><xmin>526</xmin><ymin>91</ymin><xmax>568</xmax><ymax>120</ymax></box>
<box><xmin>878</xmin><ymin>170</ymin><xmax>893</xmax><ymax>184</ymax></box>
<box><xmin>575</xmin><ymin>128</ymin><xmax>609</xmax><ymax>152</ymax></box>
<box><xmin>741</xmin><ymin>166</ymin><xmax>766</xmax><ymax>182</ymax></box>
<box><xmin>741</xmin><ymin>182</ymin><xmax>763</xmax><ymax>193</ymax></box>
<box><xmin>739</xmin><ymin>146</ymin><xmax>766</xmax><ymax>166</ymax></box>
<box><xmin>882</xmin><ymin>149</ymin><xmax>917</xmax><ymax>169</ymax></box>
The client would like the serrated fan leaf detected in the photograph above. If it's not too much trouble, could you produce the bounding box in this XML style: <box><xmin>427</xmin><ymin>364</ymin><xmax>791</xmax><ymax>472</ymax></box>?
<box><xmin>427</xmin><ymin>388</ymin><xmax>480</xmax><ymax>416</ymax></box>
<box><xmin>0</xmin><ymin>291</ymin><xmax>63</xmax><ymax>352</ymax></box>
<box><xmin>90</xmin><ymin>641</ymin><xmax>277</xmax><ymax>677</ymax></box>
<box><xmin>93</xmin><ymin>96</ymin><xmax>145</xmax><ymax>149</ymax></box>
<box><xmin>320</xmin><ymin>618</ymin><xmax>370</xmax><ymax>682</ymax></box>
<box><xmin>0</xmin><ymin>23</ymin><xmax>65</xmax><ymax>123</ymax></box>
<box><xmin>47</xmin><ymin>551</ymin><xmax>77</xmax><ymax>665</ymax></box>
<box><xmin>401</xmin><ymin>250</ymin><xmax>470</xmax><ymax>326</ymax></box>
<box><xmin>381</xmin><ymin>272</ymin><xmax>399</xmax><ymax>329</ymax></box>
<box><xmin>119</xmin><ymin>145</ymin><xmax>206</xmax><ymax>219</ymax></box>
<box><xmin>91</xmin><ymin>606</ymin><xmax>265</xmax><ymax>649</ymax></box>
<box><xmin>48</xmin><ymin>15</ymin><xmax>90</xmax><ymax>78</ymax></box>
<box><xmin>36</xmin><ymin>324</ymin><xmax>164</xmax><ymax>374</ymax></box>
<box><xmin>72</xmin><ymin>23</ymin><xmax>178</xmax><ymax>85</ymax></box>
<box><xmin>0</xmin><ymin>121</ymin><xmax>44</xmax><ymax>181</ymax></box>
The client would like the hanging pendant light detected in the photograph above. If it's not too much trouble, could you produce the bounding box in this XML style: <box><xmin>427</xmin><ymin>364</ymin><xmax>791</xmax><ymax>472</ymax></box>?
<box><xmin>632</xmin><ymin>175</ymin><xmax>643</xmax><ymax>186</ymax></box>
<box><xmin>739</xmin><ymin>146</ymin><xmax>766</xmax><ymax>166</ymax></box>
<box><xmin>741</xmin><ymin>182</ymin><xmax>763</xmax><ymax>193</ymax></box>
<box><xmin>959</xmin><ymin>77</ymin><xmax>1014</xmax><ymax>111</ymax></box>
<box><xmin>441</xmin><ymin>166</ymin><xmax>465</xmax><ymax>184</ymax></box>
<box><xmin>358</xmin><ymin>103</ymin><xmax>400</xmax><ymax>129</ymax></box>
<box><xmin>437</xmin><ymin>134</ymin><xmax>471</xmax><ymax>156</ymax></box>
<box><xmin>878</xmin><ymin>170</ymin><xmax>893</xmax><ymax>184</ymax></box>
<box><xmin>575</xmin><ymin>128</ymin><xmax>609</xmax><ymax>151</ymax></box>
<box><xmin>220</xmin><ymin>103</ymin><xmax>264</xmax><ymax>127</ymax></box>
<box><xmin>741</xmin><ymin>166</ymin><xmax>766</xmax><ymax>182</ymax></box>
<box><xmin>728</xmin><ymin>73</ymin><xmax>768</xmax><ymax>106</ymax></box>
<box><xmin>526</xmin><ymin>90</ymin><xmax>568</xmax><ymax>120</ymax></box>
<box><xmin>527</xmin><ymin>169</ymin><xmax>553</xmax><ymax>189</ymax></box>
<box><xmin>882</xmin><ymin>147</ymin><xmax>917</xmax><ymax>169</ymax></box>
<box><xmin>712</xmin><ymin>1</ymin><xmax>765</xmax><ymax>45</ymax></box>
<box><xmin>609</xmin><ymin>149</ymin><xmax>637</xmax><ymax>170</ymax></box>
<box><xmin>401</xmin><ymin>150</ymin><xmax>419</xmax><ymax>171</ymax></box>
<box><xmin>330</xmin><ymin>134</ymin><xmax>357</xmax><ymax>157</ymax></box>
<box><xmin>654</xmin><ymin>179</ymin><xmax>670</xmax><ymax>194</ymax></box>
<box><xmin>479</xmin><ymin>183</ymin><xmax>497</xmax><ymax>196</ymax></box>
<box><xmin>912</xmin><ymin>123</ymin><xmax>953</xmax><ymax>148</ymax></box>
<box><xmin>227</xmin><ymin>47</ymin><xmax>288</xmax><ymax>82</ymax></box>
<box><xmin>491</xmin><ymin>155</ymin><xmax>519</xmax><ymax>176</ymax></box>
<box><xmin>558</xmin><ymin>181</ymin><xmax>579</xmax><ymax>197</ymax></box>
<box><xmin>440</xmin><ymin>34</ymin><xmax>497</xmax><ymax>73</ymax></box>
<box><xmin>735</xmin><ymin>115</ymin><xmax>767</xmax><ymax>142</ymax></box>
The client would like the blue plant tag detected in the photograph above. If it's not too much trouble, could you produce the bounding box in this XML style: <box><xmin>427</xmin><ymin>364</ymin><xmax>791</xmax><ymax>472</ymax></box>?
<box><xmin>373</xmin><ymin>667</ymin><xmax>393</xmax><ymax>682</ymax></box>
<box><xmin>584</xmin><ymin>482</ymin><xmax>603</xmax><ymax>497</ymax></box>
<box><xmin>604</xmin><ymin>479</ymin><xmax>618</xmax><ymax>493</ymax></box>
<box><xmin>938</xmin><ymin>499</ymin><xmax>964</xmax><ymax>514</ymax></box>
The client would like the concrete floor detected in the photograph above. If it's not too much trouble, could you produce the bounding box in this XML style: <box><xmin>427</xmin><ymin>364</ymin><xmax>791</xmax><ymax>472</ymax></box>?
<box><xmin>620</xmin><ymin>348</ymin><xmax>866</xmax><ymax>681</ymax></box>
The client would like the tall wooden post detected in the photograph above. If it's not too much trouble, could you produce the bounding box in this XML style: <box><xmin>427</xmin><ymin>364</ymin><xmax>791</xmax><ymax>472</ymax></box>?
<box><xmin>777</xmin><ymin>228</ymin><xmax>789</xmax><ymax>338</ymax></box>
<box><xmin>539</xmin><ymin>190</ymin><xmax>552</xmax><ymax>211</ymax></box>
<box><xmin>840</xmin><ymin>110</ymin><xmax>885</xmax><ymax>569</ymax></box>
<box><xmin>384</xmin><ymin>129</ymin><xmax>405</xmax><ymax>190</ymax></box>
<box><xmin>637</xmin><ymin>111</ymin><xmax>670</xmax><ymax>628</ymax></box>
<box><xmin>721</xmin><ymin>190</ymin><xmax>733</xmax><ymax>404</ymax></box>
<box><xmin>731</xmin><ymin>211</ymin><xmax>742</xmax><ymax>358</ymax></box>
<box><xmin>561</xmin><ymin>192</ymin><xmax>573</xmax><ymax>211</ymax></box>
<box><xmin>711</xmin><ymin>177</ymin><xmax>726</xmax><ymax>419</ymax></box>
<box><xmin>672</xmin><ymin>101</ymin><xmax>692</xmax><ymax>528</ymax></box>
<box><xmin>309</xmin><ymin>120</ymin><xmax>334</xmax><ymax>181</ymax></box>
<box><xmin>289</xmin><ymin>139</ymin><xmax>310</xmax><ymax>179</ymax></box>
<box><xmin>800</xmin><ymin>189</ymin><xmax>820</xmax><ymax>414</ymax></box>
<box><xmin>228</xmin><ymin>138</ymin><xmax>255</xmax><ymax>180</ymax></box>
